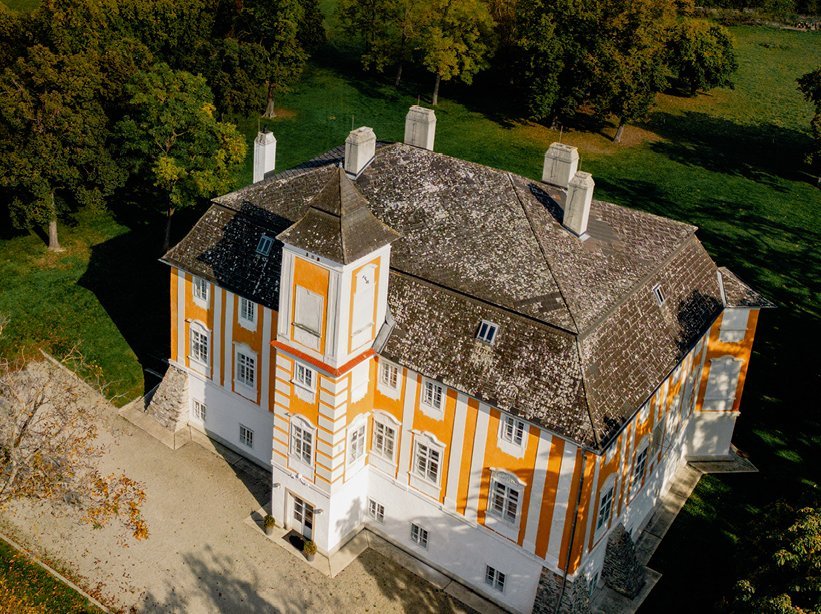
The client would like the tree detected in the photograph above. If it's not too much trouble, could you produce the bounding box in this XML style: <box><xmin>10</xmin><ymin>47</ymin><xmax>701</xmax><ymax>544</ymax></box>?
<box><xmin>730</xmin><ymin>502</ymin><xmax>820</xmax><ymax>613</ymax></box>
<box><xmin>797</xmin><ymin>67</ymin><xmax>820</xmax><ymax>180</ymax></box>
<box><xmin>117</xmin><ymin>63</ymin><xmax>247</xmax><ymax>251</ymax></box>
<box><xmin>0</xmin><ymin>45</ymin><xmax>123</xmax><ymax>251</ymax></box>
<box><xmin>418</xmin><ymin>0</ymin><xmax>495</xmax><ymax>105</ymax></box>
<box><xmin>666</xmin><ymin>18</ymin><xmax>737</xmax><ymax>96</ymax></box>
<box><xmin>297</xmin><ymin>0</ymin><xmax>326</xmax><ymax>55</ymax></box>
<box><xmin>0</xmin><ymin>347</ymin><xmax>148</xmax><ymax>542</ymax></box>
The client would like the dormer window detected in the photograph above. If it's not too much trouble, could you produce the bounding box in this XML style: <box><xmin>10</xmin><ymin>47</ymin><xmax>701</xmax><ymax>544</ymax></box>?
<box><xmin>477</xmin><ymin>320</ymin><xmax>499</xmax><ymax>344</ymax></box>
<box><xmin>652</xmin><ymin>284</ymin><xmax>665</xmax><ymax>306</ymax></box>
<box><xmin>256</xmin><ymin>234</ymin><xmax>273</xmax><ymax>256</ymax></box>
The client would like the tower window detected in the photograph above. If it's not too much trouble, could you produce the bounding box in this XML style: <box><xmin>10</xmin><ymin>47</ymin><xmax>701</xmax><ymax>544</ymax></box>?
<box><xmin>652</xmin><ymin>284</ymin><xmax>665</xmax><ymax>306</ymax></box>
<box><xmin>476</xmin><ymin>320</ymin><xmax>499</xmax><ymax>344</ymax></box>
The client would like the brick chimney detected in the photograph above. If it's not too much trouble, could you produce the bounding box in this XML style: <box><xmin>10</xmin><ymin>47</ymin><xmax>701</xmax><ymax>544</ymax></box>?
<box><xmin>542</xmin><ymin>143</ymin><xmax>579</xmax><ymax>188</ymax></box>
<box><xmin>344</xmin><ymin>127</ymin><xmax>376</xmax><ymax>177</ymax></box>
<box><xmin>564</xmin><ymin>171</ymin><xmax>594</xmax><ymax>237</ymax></box>
<box><xmin>253</xmin><ymin>130</ymin><xmax>276</xmax><ymax>184</ymax></box>
<box><xmin>404</xmin><ymin>105</ymin><xmax>436</xmax><ymax>150</ymax></box>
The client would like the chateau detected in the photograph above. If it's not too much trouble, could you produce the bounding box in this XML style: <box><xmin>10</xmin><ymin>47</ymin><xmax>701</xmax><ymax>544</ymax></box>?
<box><xmin>154</xmin><ymin>106</ymin><xmax>768</xmax><ymax>612</ymax></box>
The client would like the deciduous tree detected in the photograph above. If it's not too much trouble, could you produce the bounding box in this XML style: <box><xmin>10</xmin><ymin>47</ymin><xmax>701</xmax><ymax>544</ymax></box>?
<box><xmin>797</xmin><ymin>67</ymin><xmax>820</xmax><ymax>179</ymax></box>
<box><xmin>116</xmin><ymin>63</ymin><xmax>247</xmax><ymax>251</ymax></box>
<box><xmin>0</xmin><ymin>45</ymin><xmax>123</xmax><ymax>251</ymax></box>
<box><xmin>666</xmin><ymin>18</ymin><xmax>737</xmax><ymax>96</ymax></box>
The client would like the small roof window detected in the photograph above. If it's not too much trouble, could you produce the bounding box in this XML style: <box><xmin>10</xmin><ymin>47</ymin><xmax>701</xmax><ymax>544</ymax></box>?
<box><xmin>652</xmin><ymin>283</ymin><xmax>665</xmax><ymax>306</ymax></box>
<box><xmin>477</xmin><ymin>320</ymin><xmax>499</xmax><ymax>344</ymax></box>
<box><xmin>256</xmin><ymin>235</ymin><xmax>273</xmax><ymax>256</ymax></box>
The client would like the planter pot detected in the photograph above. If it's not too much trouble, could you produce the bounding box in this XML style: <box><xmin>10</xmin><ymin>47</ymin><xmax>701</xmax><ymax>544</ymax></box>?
<box><xmin>264</xmin><ymin>525</ymin><xmax>275</xmax><ymax>536</ymax></box>
<box><xmin>306</xmin><ymin>552</ymin><xmax>315</xmax><ymax>562</ymax></box>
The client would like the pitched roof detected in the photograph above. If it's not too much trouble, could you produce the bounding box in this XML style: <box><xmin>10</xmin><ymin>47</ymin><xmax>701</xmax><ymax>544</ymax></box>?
<box><xmin>277</xmin><ymin>167</ymin><xmax>400</xmax><ymax>264</ymax></box>
<box><xmin>164</xmin><ymin>142</ymin><xmax>746</xmax><ymax>450</ymax></box>
<box><xmin>719</xmin><ymin>267</ymin><xmax>775</xmax><ymax>308</ymax></box>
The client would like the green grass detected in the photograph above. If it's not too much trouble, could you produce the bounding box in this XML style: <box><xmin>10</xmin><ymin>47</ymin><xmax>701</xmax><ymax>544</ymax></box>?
<box><xmin>0</xmin><ymin>19</ymin><xmax>818</xmax><ymax>610</ymax></box>
<box><xmin>0</xmin><ymin>537</ymin><xmax>99</xmax><ymax>612</ymax></box>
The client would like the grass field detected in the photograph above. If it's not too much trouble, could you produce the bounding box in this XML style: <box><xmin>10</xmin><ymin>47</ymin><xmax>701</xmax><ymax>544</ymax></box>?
<box><xmin>0</xmin><ymin>8</ymin><xmax>819</xmax><ymax>609</ymax></box>
<box><xmin>0</xmin><ymin>538</ymin><xmax>99</xmax><ymax>612</ymax></box>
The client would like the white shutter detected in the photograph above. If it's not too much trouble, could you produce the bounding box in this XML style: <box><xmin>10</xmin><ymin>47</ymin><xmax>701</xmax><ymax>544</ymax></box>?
<box><xmin>294</xmin><ymin>286</ymin><xmax>323</xmax><ymax>350</ymax></box>
<box><xmin>703</xmin><ymin>356</ymin><xmax>743</xmax><ymax>410</ymax></box>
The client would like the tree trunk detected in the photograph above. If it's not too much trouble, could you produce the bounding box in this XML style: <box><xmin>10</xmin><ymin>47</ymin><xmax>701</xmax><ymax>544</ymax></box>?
<box><xmin>614</xmin><ymin>120</ymin><xmax>626</xmax><ymax>144</ymax></box>
<box><xmin>47</xmin><ymin>191</ymin><xmax>63</xmax><ymax>252</ymax></box>
<box><xmin>395</xmin><ymin>62</ymin><xmax>403</xmax><ymax>88</ymax></box>
<box><xmin>432</xmin><ymin>74</ymin><xmax>441</xmax><ymax>106</ymax></box>
<box><xmin>163</xmin><ymin>207</ymin><xmax>175</xmax><ymax>254</ymax></box>
<box><xmin>262</xmin><ymin>83</ymin><xmax>276</xmax><ymax>118</ymax></box>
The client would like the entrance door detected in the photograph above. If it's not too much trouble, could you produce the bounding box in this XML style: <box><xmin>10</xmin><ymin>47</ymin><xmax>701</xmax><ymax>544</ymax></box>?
<box><xmin>292</xmin><ymin>496</ymin><xmax>314</xmax><ymax>541</ymax></box>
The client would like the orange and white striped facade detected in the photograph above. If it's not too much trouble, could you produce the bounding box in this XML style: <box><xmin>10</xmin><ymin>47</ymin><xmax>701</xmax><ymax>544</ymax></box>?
<box><xmin>167</xmin><ymin>240</ymin><xmax>762</xmax><ymax>613</ymax></box>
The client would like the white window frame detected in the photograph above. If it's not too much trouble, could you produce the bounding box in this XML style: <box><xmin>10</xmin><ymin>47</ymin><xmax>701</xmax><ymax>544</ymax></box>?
<box><xmin>631</xmin><ymin>438</ymin><xmax>650</xmax><ymax>496</ymax></box>
<box><xmin>476</xmin><ymin>320</ymin><xmax>499</xmax><ymax>344</ymax></box>
<box><xmin>420</xmin><ymin>377</ymin><xmax>445</xmax><ymax>418</ymax></box>
<box><xmin>256</xmin><ymin>234</ymin><xmax>273</xmax><ymax>256</ymax></box>
<box><xmin>239</xmin><ymin>424</ymin><xmax>254</xmax><ymax>449</ymax></box>
<box><xmin>703</xmin><ymin>355</ymin><xmax>743</xmax><ymax>411</ymax></box>
<box><xmin>189</xmin><ymin>322</ymin><xmax>210</xmax><ymax>374</ymax></box>
<box><xmin>371</xmin><ymin>411</ymin><xmax>400</xmax><ymax>475</ymax></box>
<box><xmin>410</xmin><ymin>432</ymin><xmax>445</xmax><ymax>499</ymax></box>
<box><xmin>652</xmin><ymin>283</ymin><xmax>665</xmax><ymax>306</ymax></box>
<box><xmin>485</xmin><ymin>565</ymin><xmax>506</xmax><ymax>593</ymax></box>
<box><xmin>594</xmin><ymin>477</ymin><xmax>615</xmax><ymax>540</ymax></box>
<box><xmin>368</xmin><ymin>498</ymin><xmax>385</xmax><ymax>523</ymax></box>
<box><xmin>719</xmin><ymin>308</ymin><xmax>749</xmax><ymax>343</ymax></box>
<box><xmin>191</xmin><ymin>399</ymin><xmax>206</xmax><ymax>423</ymax></box>
<box><xmin>192</xmin><ymin>276</ymin><xmax>209</xmax><ymax>306</ymax></box>
<box><xmin>238</xmin><ymin>297</ymin><xmax>257</xmax><ymax>331</ymax></box>
<box><xmin>486</xmin><ymin>470</ymin><xmax>525</xmax><ymax>541</ymax></box>
<box><xmin>292</xmin><ymin>362</ymin><xmax>317</xmax><ymax>403</ymax></box>
<box><xmin>377</xmin><ymin>360</ymin><xmax>401</xmax><ymax>399</ymax></box>
<box><xmin>410</xmin><ymin>523</ymin><xmax>428</xmax><ymax>549</ymax></box>
<box><xmin>234</xmin><ymin>344</ymin><xmax>257</xmax><ymax>400</ymax></box>
<box><xmin>293</xmin><ymin>285</ymin><xmax>323</xmax><ymax>351</ymax></box>
<box><xmin>289</xmin><ymin>416</ymin><xmax>316</xmax><ymax>476</ymax></box>
<box><xmin>498</xmin><ymin>414</ymin><xmax>527</xmax><ymax>458</ymax></box>
<box><xmin>347</xmin><ymin>416</ymin><xmax>367</xmax><ymax>470</ymax></box>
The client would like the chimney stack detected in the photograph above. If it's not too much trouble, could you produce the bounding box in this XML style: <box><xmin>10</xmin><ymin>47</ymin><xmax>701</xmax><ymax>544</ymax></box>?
<box><xmin>542</xmin><ymin>143</ymin><xmax>579</xmax><ymax>188</ymax></box>
<box><xmin>344</xmin><ymin>127</ymin><xmax>376</xmax><ymax>176</ymax></box>
<box><xmin>564</xmin><ymin>171</ymin><xmax>594</xmax><ymax>237</ymax></box>
<box><xmin>253</xmin><ymin>130</ymin><xmax>276</xmax><ymax>184</ymax></box>
<box><xmin>404</xmin><ymin>105</ymin><xmax>436</xmax><ymax>150</ymax></box>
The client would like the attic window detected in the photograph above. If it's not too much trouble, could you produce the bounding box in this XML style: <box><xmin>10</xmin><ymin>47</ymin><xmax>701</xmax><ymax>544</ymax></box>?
<box><xmin>256</xmin><ymin>235</ymin><xmax>273</xmax><ymax>256</ymax></box>
<box><xmin>652</xmin><ymin>284</ymin><xmax>665</xmax><ymax>306</ymax></box>
<box><xmin>476</xmin><ymin>320</ymin><xmax>499</xmax><ymax>344</ymax></box>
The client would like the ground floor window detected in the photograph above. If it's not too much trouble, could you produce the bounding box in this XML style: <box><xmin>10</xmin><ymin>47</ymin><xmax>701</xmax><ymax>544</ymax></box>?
<box><xmin>485</xmin><ymin>565</ymin><xmax>506</xmax><ymax>592</ymax></box>
<box><xmin>410</xmin><ymin>523</ymin><xmax>428</xmax><ymax>549</ymax></box>
<box><xmin>368</xmin><ymin>499</ymin><xmax>385</xmax><ymax>523</ymax></box>
<box><xmin>192</xmin><ymin>399</ymin><xmax>206</xmax><ymax>421</ymax></box>
<box><xmin>239</xmin><ymin>424</ymin><xmax>254</xmax><ymax>448</ymax></box>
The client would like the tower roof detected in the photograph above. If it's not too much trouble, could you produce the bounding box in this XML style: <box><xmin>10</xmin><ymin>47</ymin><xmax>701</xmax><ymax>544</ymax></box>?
<box><xmin>276</xmin><ymin>166</ymin><xmax>400</xmax><ymax>264</ymax></box>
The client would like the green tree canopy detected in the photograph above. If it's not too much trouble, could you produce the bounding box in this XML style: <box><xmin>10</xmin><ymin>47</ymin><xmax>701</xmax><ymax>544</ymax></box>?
<box><xmin>797</xmin><ymin>67</ymin><xmax>820</xmax><ymax>179</ymax></box>
<box><xmin>116</xmin><ymin>63</ymin><xmax>247</xmax><ymax>250</ymax></box>
<box><xmin>0</xmin><ymin>45</ymin><xmax>123</xmax><ymax>250</ymax></box>
<box><xmin>666</xmin><ymin>18</ymin><xmax>737</xmax><ymax>95</ymax></box>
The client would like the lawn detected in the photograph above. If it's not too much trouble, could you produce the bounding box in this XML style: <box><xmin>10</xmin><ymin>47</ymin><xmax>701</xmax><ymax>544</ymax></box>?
<box><xmin>0</xmin><ymin>537</ymin><xmax>99</xmax><ymax>612</ymax></box>
<box><xmin>0</xmin><ymin>12</ymin><xmax>819</xmax><ymax>610</ymax></box>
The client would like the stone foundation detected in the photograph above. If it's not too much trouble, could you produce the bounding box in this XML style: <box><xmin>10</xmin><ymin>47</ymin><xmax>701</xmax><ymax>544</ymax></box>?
<box><xmin>533</xmin><ymin>567</ymin><xmax>592</xmax><ymax>614</ymax></box>
<box><xmin>145</xmin><ymin>365</ymin><xmax>189</xmax><ymax>432</ymax></box>
<box><xmin>602</xmin><ymin>523</ymin><xmax>645</xmax><ymax>598</ymax></box>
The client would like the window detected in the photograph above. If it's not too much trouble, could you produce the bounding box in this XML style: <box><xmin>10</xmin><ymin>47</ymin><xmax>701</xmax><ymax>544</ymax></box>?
<box><xmin>290</xmin><ymin>420</ymin><xmax>314</xmax><ymax>466</ymax></box>
<box><xmin>485</xmin><ymin>565</ymin><xmax>506</xmax><ymax>593</ymax></box>
<box><xmin>190</xmin><ymin>326</ymin><xmax>209</xmax><ymax>364</ymax></box>
<box><xmin>192</xmin><ymin>276</ymin><xmax>209</xmax><ymax>303</ymax></box>
<box><xmin>239</xmin><ymin>297</ymin><xmax>256</xmax><ymax>328</ymax></box>
<box><xmin>501</xmin><ymin>415</ymin><xmax>525</xmax><ymax>446</ymax></box>
<box><xmin>410</xmin><ymin>523</ymin><xmax>428</xmax><ymax>548</ymax></box>
<box><xmin>489</xmin><ymin>474</ymin><xmax>521</xmax><ymax>524</ymax></box>
<box><xmin>596</xmin><ymin>485</ymin><xmax>614</xmax><ymax>531</ymax></box>
<box><xmin>649</xmin><ymin>422</ymin><xmax>664</xmax><ymax>460</ymax></box>
<box><xmin>379</xmin><ymin>361</ymin><xmax>399</xmax><ymax>390</ymax></box>
<box><xmin>477</xmin><ymin>320</ymin><xmax>499</xmax><ymax>344</ymax></box>
<box><xmin>294</xmin><ymin>363</ymin><xmax>315</xmax><ymax>391</ymax></box>
<box><xmin>236</xmin><ymin>349</ymin><xmax>256</xmax><ymax>388</ymax></box>
<box><xmin>372</xmin><ymin>421</ymin><xmax>396</xmax><ymax>461</ymax></box>
<box><xmin>421</xmin><ymin>379</ymin><xmax>444</xmax><ymax>412</ymax></box>
<box><xmin>192</xmin><ymin>400</ymin><xmax>206</xmax><ymax>421</ymax></box>
<box><xmin>652</xmin><ymin>283</ymin><xmax>665</xmax><ymax>306</ymax></box>
<box><xmin>719</xmin><ymin>309</ymin><xmax>749</xmax><ymax>343</ymax></box>
<box><xmin>256</xmin><ymin>234</ymin><xmax>273</xmax><ymax>256</ymax></box>
<box><xmin>703</xmin><ymin>356</ymin><xmax>743</xmax><ymax>411</ymax></box>
<box><xmin>294</xmin><ymin>286</ymin><xmax>323</xmax><ymax>350</ymax></box>
<box><xmin>349</xmin><ymin>422</ymin><xmax>366</xmax><ymax>464</ymax></box>
<box><xmin>633</xmin><ymin>447</ymin><xmax>648</xmax><ymax>491</ymax></box>
<box><xmin>413</xmin><ymin>440</ymin><xmax>441</xmax><ymax>485</ymax></box>
<box><xmin>239</xmin><ymin>424</ymin><xmax>254</xmax><ymax>448</ymax></box>
<box><xmin>368</xmin><ymin>499</ymin><xmax>384</xmax><ymax>523</ymax></box>
<box><xmin>351</xmin><ymin>265</ymin><xmax>376</xmax><ymax>348</ymax></box>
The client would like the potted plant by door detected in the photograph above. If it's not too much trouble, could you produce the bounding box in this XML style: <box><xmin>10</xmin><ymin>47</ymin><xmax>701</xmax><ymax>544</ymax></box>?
<box><xmin>303</xmin><ymin>540</ymin><xmax>317</xmax><ymax>562</ymax></box>
<box><xmin>263</xmin><ymin>515</ymin><xmax>276</xmax><ymax>536</ymax></box>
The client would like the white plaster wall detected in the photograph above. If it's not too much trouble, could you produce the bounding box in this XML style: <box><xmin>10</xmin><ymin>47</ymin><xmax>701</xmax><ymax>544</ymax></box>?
<box><xmin>188</xmin><ymin>375</ymin><xmax>274</xmax><ymax>469</ymax></box>
<box><xmin>327</xmin><ymin>467</ymin><xmax>370</xmax><ymax>550</ymax></box>
<box><xmin>366</xmin><ymin>469</ymin><xmax>543</xmax><ymax>614</ymax></box>
<box><xmin>686</xmin><ymin>412</ymin><xmax>738</xmax><ymax>459</ymax></box>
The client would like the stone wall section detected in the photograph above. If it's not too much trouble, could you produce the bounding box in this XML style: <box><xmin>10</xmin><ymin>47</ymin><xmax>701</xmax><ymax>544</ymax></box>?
<box><xmin>533</xmin><ymin>567</ymin><xmax>592</xmax><ymax>614</ymax></box>
<box><xmin>146</xmin><ymin>365</ymin><xmax>189</xmax><ymax>432</ymax></box>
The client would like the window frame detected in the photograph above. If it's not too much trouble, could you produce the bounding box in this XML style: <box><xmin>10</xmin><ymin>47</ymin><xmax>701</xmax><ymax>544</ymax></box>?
<box><xmin>594</xmin><ymin>478</ymin><xmax>615</xmax><ymax>538</ymax></box>
<box><xmin>485</xmin><ymin>565</ymin><xmax>506</xmax><ymax>593</ymax></box>
<box><xmin>368</xmin><ymin>498</ymin><xmax>385</xmax><ymax>523</ymax></box>
<box><xmin>293</xmin><ymin>362</ymin><xmax>316</xmax><ymax>392</ymax></box>
<box><xmin>631</xmin><ymin>439</ymin><xmax>650</xmax><ymax>496</ymax></box>
<box><xmin>476</xmin><ymin>320</ymin><xmax>499</xmax><ymax>344</ymax></box>
<box><xmin>377</xmin><ymin>360</ymin><xmax>401</xmax><ymax>399</ymax></box>
<box><xmin>192</xmin><ymin>276</ymin><xmax>209</xmax><ymax>306</ymax></box>
<box><xmin>498</xmin><ymin>414</ymin><xmax>527</xmax><ymax>458</ymax></box>
<box><xmin>652</xmin><ymin>283</ymin><xmax>665</xmax><ymax>306</ymax></box>
<box><xmin>420</xmin><ymin>377</ymin><xmax>445</xmax><ymax>418</ymax></box>
<box><xmin>410</xmin><ymin>432</ymin><xmax>445</xmax><ymax>499</ymax></box>
<box><xmin>239</xmin><ymin>424</ymin><xmax>254</xmax><ymax>449</ymax></box>
<box><xmin>189</xmin><ymin>322</ymin><xmax>210</xmax><ymax>372</ymax></box>
<box><xmin>702</xmin><ymin>355</ymin><xmax>744</xmax><ymax>411</ymax></box>
<box><xmin>719</xmin><ymin>308</ymin><xmax>749</xmax><ymax>343</ymax></box>
<box><xmin>234</xmin><ymin>345</ymin><xmax>257</xmax><ymax>398</ymax></box>
<box><xmin>293</xmin><ymin>285</ymin><xmax>323</xmax><ymax>350</ymax></box>
<box><xmin>289</xmin><ymin>416</ymin><xmax>316</xmax><ymax>475</ymax></box>
<box><xmin>485</xmin><ymin>470</ymin><xmax>525</xmax><ymax>541</ymax></box>
<box><xmin>348</xmin><ymin>417</ymin><xmax>367</xmax><ymax>467</ymax></box>
<box><xmin>191</xmin><ymin>399</ymin><xmax>206</xmax><ymax>423</ymax></box>
<box><xmin>256</xmin><ymin>234</ymin><xmax>273</xmax><ymax>256</ymax></box>
<box><xmin>238</xmin><ymin>297</ymin><xmax>257</xmax><ymax>331</ymax></box>
<box><xmin>410</xmin><ymin>523</ymin><xmax>429</xmax><ymax>549</ymax></box>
